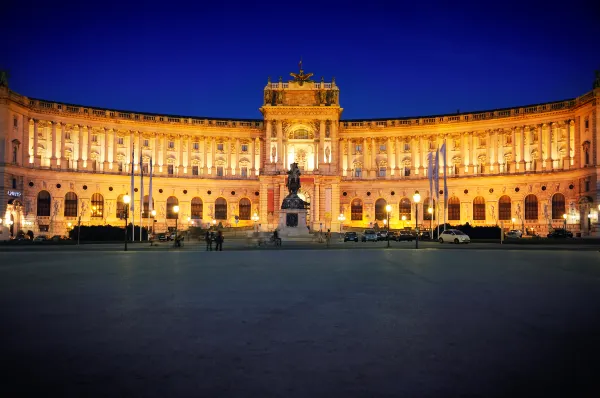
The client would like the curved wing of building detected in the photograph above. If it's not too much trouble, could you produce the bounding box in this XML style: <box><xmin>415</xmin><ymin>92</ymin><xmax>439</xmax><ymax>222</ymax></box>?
<box><xmin>0</xmin><ymin>68</ymin><xmax>598</xmax><ymax>238</ymax></box>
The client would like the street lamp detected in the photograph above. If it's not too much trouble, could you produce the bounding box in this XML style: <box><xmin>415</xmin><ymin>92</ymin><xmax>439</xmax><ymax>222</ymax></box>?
<box><xmin>173</xmin><ymin>205</ymin><xmax>180</xmax><ymax>246</ymax></box>
<box><xmin>413</xmin><ymin>191</ymin><xmax>421</xmax><ymax>249</ymax></box>
<box><xmin>511</xmin><ymin>217</ymin><xmax>516</xmax><ymax>230</ymax></box>
<box><xmin>385</xmin><ymin>204</ymin><xmax>392</xmax><ymax>247</ymax></box>
<box><xmin>151</xmin><ymin>209</ymin><xmax>156</xmax><ymax>235</ymax></box>
<box><xmin>338</xmin><ymin>213</ymin><xmax>345</xmax><ymax>235</ymax></box>
<box><xmin>402</xmin><ymin>215</ymin><xmax>406</xmax><ymax>230</ymax></box>
<box><xmin>123</xmin><ymin>195</ymin><xmax>130</xmax><ymax>251</ymax></box>
<box><xmin>562</xmin><ymin>213</ymin><xmax>567</xmax><ymax>230</ymax></box>
<box><xmin>428</xmin><ymin>207</ymin><xmax>433</xmax><ymax>238</ymax></box>
<box><xmin>252</xmin><ymin>212</ymin><xmax>259</xmax><ymax>232</ymax></box>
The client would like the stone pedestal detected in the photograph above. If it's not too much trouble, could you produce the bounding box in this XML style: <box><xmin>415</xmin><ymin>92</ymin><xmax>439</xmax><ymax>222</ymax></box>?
<box><xmin>278</xmin><ymin>208</ymin><xmax>310</xmax><ymax>237</ymax></box>
<box><xmin>50</xmin><ymin>158</ymin><xmax>58</xmax><ymax>168</ymax></box>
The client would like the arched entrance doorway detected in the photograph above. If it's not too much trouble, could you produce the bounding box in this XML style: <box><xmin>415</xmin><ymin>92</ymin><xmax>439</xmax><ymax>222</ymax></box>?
<box><xmin>297</xmin><ymin>188</ymin><xmax>311</xmax><ymax>226</ymax></box>
<box><xmin>6</xmin><ymin>199</ymin><xmax>23</xmax><ymax>237</ymax></box>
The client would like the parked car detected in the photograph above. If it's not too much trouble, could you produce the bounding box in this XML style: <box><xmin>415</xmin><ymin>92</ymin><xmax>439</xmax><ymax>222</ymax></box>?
<box><xmin>439</xmin><ymin>229</ymin><xmax>471</xmax><ymax>244</ymax></box>
<box><xmin>396</xmin><ymin>231</ymin><xmax>415</xmax><ymax>242</ymax></box>
<box><xmin>361</xmin><ymin>230</ymin><xmax>378</xmax><ymax>242</ymax></box>
<box><xmin>506</xmin><ymin>230</ymin><xmax>523</xmax><ymax>239</ymax></box>
<box><xmin>420</xmin><ymin>231</ymin><xmax>431</xmax><ymax>240</ymax></box>
<box><xmin>387</xmin><ymin>231</ymin><xmax>398</xmax><ymax>241</ymax></box>
<box><xmin>547</xmin><ymin>229</ymin><xmax>573</xmax><ymax>238</ymax></box>
<box><xmin>377</xmin><ymin>231</ymin><xmax>389</xmax><ymax>241</ymax></box>
<box><xmin>158</xmin><ymin>234</ymin><xmax>168</xmax><ymax>242</ymax></box>
<box><xmin>344</xmin><ymin>232</ymin><xmax>359</xmax><ymax>242</ymax></box>
<box><xmin>33</xmin><ymin>235</ymin><xmax>48</xmax><ymax>242</ymax></box>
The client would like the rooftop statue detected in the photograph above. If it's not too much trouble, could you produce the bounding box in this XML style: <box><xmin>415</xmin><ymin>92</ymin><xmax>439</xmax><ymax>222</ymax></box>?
<box><xmin>290</xmin><ymin>59</ymin><xmax>313</xmax><ymax>86</ymax></box>
<box><xmin>594</xmin><ymin>70</ymin><xmax>600</xmax><ymax>89</ymax></box>
<box><xmin>0</xmin><ymin>71</ymin><xmax>8</xmax><ymax>87</ymax></box>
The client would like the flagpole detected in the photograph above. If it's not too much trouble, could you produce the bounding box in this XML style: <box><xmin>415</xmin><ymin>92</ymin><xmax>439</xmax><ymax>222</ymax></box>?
<box><xmin>443</xmin><ymin>138</ymin><xmax>448</xmax><ymax>232</ymax></box>
<box><xmin>139</xmin><ymin>153</ymin><xmax>144</xmax><ymax>242</ymax></box>
<box><xmin>149</xmin><ymin>157</ymin><xmax>153</xmax><ymax>240</ymax></box>
<box><xmin>130</xmin><ymin>145</ymin><xmax>135</xmax><ymax>242</ymax></box>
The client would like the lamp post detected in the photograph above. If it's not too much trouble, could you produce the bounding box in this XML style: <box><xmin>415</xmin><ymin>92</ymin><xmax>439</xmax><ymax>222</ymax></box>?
<box><xmin>252</xmin><ymin>212</ymin><xmax>259</xmax><ymax>233</ymax></box>
<box><xmin>173</xmin><ymin>205</ymin><xmax>180</xmax><ymax>247</ymax></box>
<box><xmin>385</xmin><ymin>204</ymin><xmax>392</xmax><ymax>247</ymax></box>
<box><xmin>511</xmin><ymin>217</ymin><xmax>516</xmax><ymax>230</ymax></box>
<box><xmin>413</xmin><ymin>191</ymin><xmax>421</xmax><ymax>249</ymax></box>
<box><xmin>562</xmin><ymin>213</ymin><xmax>567</xmax><ymax>230</ymax></box>
<box><xmin>123</xmin><ymin>195</ymin><xmax>130</xmax><ymax>251</ymax></box>
<box><xmin>402</xmin><ymin>215</ymin><xmax>406</xmax><ymax>230</ymax></box>
<box><xmin>588</xmin><ymin>213</ymin><xmax>592</xmax><ymax>234</ymax></box>
<box><xmin>151</xmin><ymin>209</ymin><xmax>156</xmax><ymax>235</ymax></box>
<box><xmin>428</xmin><ymin>207</ymin><xmax>433</xmax><ymax>238</ymax></box>
<box><xmin>338</xmin><ymin>213</ymin><xmax>345</xmax><ymax>235</ymax></box>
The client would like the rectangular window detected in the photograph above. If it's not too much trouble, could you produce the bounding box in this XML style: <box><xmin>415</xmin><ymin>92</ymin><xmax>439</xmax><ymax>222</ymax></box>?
<box><xmin>216</xmin><ymin>166</ymin><xmax>224</xmax><ymax>176</ymax></box>
<box><xmin>66</xmin><ymin>132</ymin><xmax>71</xmax><ymax>140</ymax></box>
<box><xmin>241</xmin><ymin>144</ymin><xmax>248</xmax><ymax>152</ymax></box>
<box><xmin>585</xmin><ymin>119</ymin><xmax>589</xmax><ymax>129</ymax></box>
<box><xmin>142</xmin><ymin>162</ymin><xmax>149</xmax><ymax>174</ymax></box>
<box><xmin>241</xmin><ymin>167</ymin><xmax>248</xmax><ymax>177</ymax></box>
<box><xmin>91</xmin><ymin>134</ymin><xmax>98</xmax><ymax>143</ymax></box>
<box><xmin>143</xmin><ymin>139</ymin><xmax>149</xmax><ymax>147</ymax></box>
<box><xmin>13</xmin><ymin>117</ymin><xmax>18</xmax><ymax>128</ymax></box>
<box><xmin>217</xmin><ymin>143</ymin><xmax>224</xmax><ymax>151</ymax></box>
<box><xmin>429</xmin><ymin>141</ymin><xmax>435</xmax><ymax>150</ymax></box>
<box><xmin>192</xmin><ymin>165</ymin><xmax>199</xmax><ymax>176</ymax></box>
<box><xmin>479</xmin><ymin>138</ymin><xmax>486</xmax><ymax>148</ymax></box>
<box><xmin>585</xmin><ymin>180</ymin><xmax>590</xmax><ymax>191</ymax></box>
<box><xmin>354</xmin><ymin>167</ymin><xmax>362</xmax><ymax>177</ymax></box>
<box><xmin>379</xmin><ymin>144</ymin><xmax>386</xmax><ymax>152</ymax></box>
<box><xmin>404</xmin><ymin>143</ymin><xmax>410</xmax><ymax>151</ymax></box>
<box><xmin>404</xmin><ymin>167</ymin><xmax>411</xmax><ymax>177</ymax></box>
<box><xmin>355</xmin><ymin>144</ymin><xmax>362</xmax><ymax>153</ymax></box>
<box><xmin>118</xmin><ymin>162</ymin><xmax>123</xmax><ymax>172</ymax></box>
<box><xmin>167</xmin><ymin>164</ymin><xmax>174</xmax><ymax>175</ymax></box>
<box><xmin>379</xmin><ymin>167</ymin><xmax>386</xmax><ymax>177</ymax></box>
<box><xmin>193</xmin><ymin>142</ymin><xmax>199</xmax><ymax>150</ymax></box>
<box><xmin>168</xmin><ymin>141</ymin><xmax>174</xmax><ymax>149</ymax></box>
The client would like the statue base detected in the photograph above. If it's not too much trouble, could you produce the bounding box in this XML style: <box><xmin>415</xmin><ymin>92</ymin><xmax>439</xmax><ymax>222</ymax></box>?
<box><xmin>278</xmin><ymin>209</ymin><xmax>310</xmax><ymax>237</ymax></box>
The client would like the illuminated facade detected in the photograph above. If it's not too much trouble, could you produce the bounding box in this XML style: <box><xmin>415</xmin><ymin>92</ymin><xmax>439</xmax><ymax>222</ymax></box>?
<box><xmin>1</xmin><ymin>68</ymin><xmax>599</xmax><ymax>238</ymax></box>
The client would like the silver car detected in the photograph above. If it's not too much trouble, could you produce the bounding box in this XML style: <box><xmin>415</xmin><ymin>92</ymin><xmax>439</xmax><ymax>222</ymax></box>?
<box><xmin>438</xmin><ymin>229</ymin><xmax>470</xmax><ymax>244</ymax></box>
<box><xmin>362</xmin><ymin>229</ymin><xmax>378</xmax><ymax>242</ymax></box>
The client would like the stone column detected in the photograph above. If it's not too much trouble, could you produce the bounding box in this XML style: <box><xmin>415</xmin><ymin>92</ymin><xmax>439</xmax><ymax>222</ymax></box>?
<box><xmin>104</xmin><ymin>128</ymin><xmax>110</xmax><ymax>170</ymax></box>
<box><xmin>250</xmin><ymin>138</ymin><xmax>256</xmax><ymax>175</ymax></box>
<box><xmin>338</xmin><ymin>138</ymin><xmax>344</xmax><ymax>175</ymax></box>
<box><xmin>234</xmin><ymin>138</ymin><xmax>240</xmax><ymax>175</ymax></box>
<box><xmin>112</xmin><ymin>131</ymin><xmax>119</xmax><ymax>171</ymax></box>
<box><xmin>536</xmin><ymin>124</ymin><xmax>543</xmax><ymax>171</ymax></box>
<box><xmin>510</xmin><ymin>127</ymin><xmax>516</xmax><ymax>172</ymax></box>
<box><xmin>314</xmin><ymin>182</ymin><xmax>320</xmax><ymax>228</ymax></box>
<box><xmin>470</xmin><ymin>133</ymin><xmax>476</xmax><ymax>174</ymax></box>
<box><xmin>211</xmin><ymin>137</ymin><xmax>216</xmax><ymax>175</ymax></box>
<box><xmin>318</xmin><ymin>120</ymin><xmax>326</xmax><ymax>169</ymax></box>
<box><xmin>276</xmin><ymin>120</ymin><xmax>283</xmax><ymax>167</ymax></box>
<box><xmin>87</xmin><ymin>125</ymin><xmax>93</xmax><ymax>170</ymax></box>
<box><xmin>395</xmin><ymin>137</ymin><xmax>401</xmax><ymax>176</ymax></box>
<box><xmin>518</xmin><ymin>126</ymin><xmax>525</xmax><ymax>171</ymax></box>
<box><xmin>386</xmin><ymin>137</ymin><xmax>392</xmax><ymax>177</ymax></box>
<box><xmin>566</xmin><ymin>120</ymin><xmax>573</xmax><ymax>168</ymax></box>
<box><xmin>371</xmin><ymin>137</ymin><xmax>377</xmax><ymax>177</ymax></box>
<box><xmin>203</xmin><ymin>137</ymin><xmax>208</xmax><ymax>175</ymax></box>
<box><xmin>161</xmin><ymin>134</ymin><xmax>168</xmax><ymax>174</ymax></box>
<box><xmin>544</xmin><ymin>123</ymin><xmax>552</xmax><ymax>170</ymax></box>
<box><xmin>362</xmin><ymin>137</ymin><xmax>368</xmax><ymax>177</ymax></box>
<box><xmin>345</xmin><ymin>139</ymin><xmax>351</xmax><ymax>175</ymax></box>
<box><xmin>265</xmin><ymin>121</ymin><xmax>272</xmax><ymax>163</ymax></box>
<box><xmin>331</xmin><ymin>121</ymin><xmax>338</xmax><ymax>170</ymax></box>
<box><xmin>178</xmin><ymin>135</ymin><xmax>184</xmax><ymax>175</ymax></box>
<box><xmin>187</xmin><ymin>135</ymin><xmax>192</xmax><ymax>174</ymax></box>
<box><xmin>32</xmin><ymin>119</ymin><xmax>40</xmax><ymax>167</ymax></box>
<box><xmin>77</xmin><ymin>125</ymin><xmax>84</xmax><ymax>169</ymax></box>
<box><xmin>60</xmin><ymin>123</ymin><xmax>67</xmax><ymax>169</ymax></box>
<box><xmin>49</xmin><ymin>122</ymin><xmax>57</xmax><ymax>168</ymax></box>
<box><xmin>417</xmin><ymin>135</ymin><xmax>424</xmax><ymax>175</ymax></box>
<box><xmin>411</xmin><ymin>136</ymin><xmax>417</xmax><ymax>175</ymax></box>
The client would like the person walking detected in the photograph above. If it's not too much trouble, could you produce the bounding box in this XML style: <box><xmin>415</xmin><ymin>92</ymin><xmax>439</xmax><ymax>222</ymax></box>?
<box><xmin>326</xmin><ymin>229</ymin><xmax>331</xmax><ymax>248</ymax></box>
<box><xmin>215</xmin><ymin>230</ymin><xmax>224</xmax><ymax>251</ymax></box>
<box><xmin>205</xmin><ymin>230</ymin><xmax>213</xmax><ymax>251</ymax></box>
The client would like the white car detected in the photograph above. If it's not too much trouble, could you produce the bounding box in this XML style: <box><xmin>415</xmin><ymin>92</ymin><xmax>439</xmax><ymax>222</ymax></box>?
<box><xmin>505</xmin><ymin>230</ymin><xmax>523</xmax><ymax>239</ymax></box>
<box><xmin>439</xmin><ymin>229</ymin><xmax>470</xmax><ymax>244</ymax></box>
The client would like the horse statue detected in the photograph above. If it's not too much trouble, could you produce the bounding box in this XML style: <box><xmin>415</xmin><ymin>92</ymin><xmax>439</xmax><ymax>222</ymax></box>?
<box><xmin>286</xmin><ymin>162</ymin><xmax>301</xmax><ymax>195</ymax></box>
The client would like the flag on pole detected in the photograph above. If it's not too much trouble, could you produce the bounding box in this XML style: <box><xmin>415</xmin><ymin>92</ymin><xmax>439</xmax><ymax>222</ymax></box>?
<box><xmin>130</xmin><ymin>145</ymin><xmax>135</xmax><ymax>241</ymax></box>
<box><xmin>148</xmin><ymin>157</ymin><xmax>153</xmax><ymax>215</ymax></box>
<box><xmin>434</xmin><ymin>147</ymin><xmax>440</xmax><ymax>202</ymax></box>
<box><xmin>427</xmin><ymin>151</ymin><xmax>434</xmax><ymax>206</ymax></box>
<box><xmin>139</xmin><ymin>153</ymin><xmax>144</xmax><ymax>242</ymax></box>
<box><xmin>440</xmin><ymin>141</ymin><xmax>448</xmax><ymax>231</ymax></box>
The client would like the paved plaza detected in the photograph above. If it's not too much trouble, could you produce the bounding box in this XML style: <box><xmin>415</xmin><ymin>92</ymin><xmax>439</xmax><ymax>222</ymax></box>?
<box><xmin>1</xmin><ymin>249</ymin><xmax>600</xmax><ymax>397</ymax></box>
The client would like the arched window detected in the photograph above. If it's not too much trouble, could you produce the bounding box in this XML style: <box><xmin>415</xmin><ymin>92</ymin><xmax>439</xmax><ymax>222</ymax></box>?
<box><xmin>239</xmin><ymin>198</ymin><xmax>251</xmax><ymax>220</ymax></box>
<box><xmin>525</xmin><ymin>194</ymin><xmax>538</xmax><ymax>220</ymax></box>
<box><xmin>37</xmin><ymin>190</ymin><xmax>51</xmax><ymax>217</ymax></box>
<box><xmin>551</xmin><ymin>193</ymin><xmax>565</xmax><ymax>219</ymax></box>
<box><xmin>399</xmin><ymin>198</ymin><xmax>411</xmax><ymax>221</ymax></box>
<box><xmin>64</xmin><ymin>192</ymin><xmax>78</xmax><ymax>217</ymax></box>
<box><xmin>166</xmin><ymin>196</ymin><xmax>179</xmax><ymax>219</ymax></box>
<box><xmin>91</xmin><ymin>193</ymin><xmax>104</xmax><ymax>218</ymax></box>
<box><xmin>423</xmin><ymin>198</ymin><xmax>435</xmax><ymax>221</ymax></box>
<box><xmin>292</xmin><ymin>129</ymin><xmax>309</xmax><ymax>140</ymax></box>
<box><xmin>448</xmin><ymin>197</ymin><xmax>460</xmax><ymax>220</ymax></box>
<box><xmin>473</xmin><ymin>196</ymin><xmax>486</xmax><ymax>221</ymax></box>
<box><xmin>215</xmin><ymin>197</ymin><xmax>227</xmax><ymax>220</ymax></box>
<box><xmin>142</xmin><ymin>195</ymin><xmax>155</xmax><ymax>218</ymax></box>
<box><xmin>351</xmin><ymin>199</ymin><xmax>363</xmax><ymax>221</ymax></box>
<box><xmin>116</xmin><ymin>195</ymin><xmax>125</xmax><ymax>219</ymax></box>
<box><xmin>375</xmin><ymin>198</ymin><xmax>387</xmax><ymax>221</ymax></box>
<box><xmin>498</xmin><ymin>195</ymin><xmax>511</xmax><ymax>221</ymax></box>
<box><xmin>191</xmin><ymin>197</ymin><xmax>203</xmax><ymax>219</ymax></box>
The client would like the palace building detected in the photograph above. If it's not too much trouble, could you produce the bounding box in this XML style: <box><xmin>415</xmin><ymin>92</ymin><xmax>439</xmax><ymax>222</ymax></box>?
<box><xmin>1</xmin><ymin>67</ymin><xmax>599</xmax><ymax>238</ymax></box>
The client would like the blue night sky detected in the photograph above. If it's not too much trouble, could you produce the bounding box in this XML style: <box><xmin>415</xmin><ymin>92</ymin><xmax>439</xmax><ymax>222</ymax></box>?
<box><xmin>3</xmin><ymin>0</ymin><xmax>599</xmax><ymax>120</ymax></box>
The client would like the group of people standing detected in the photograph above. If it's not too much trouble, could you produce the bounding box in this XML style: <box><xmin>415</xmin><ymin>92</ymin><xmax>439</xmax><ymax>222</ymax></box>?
<box><xmin>205</xmin><ymin>230</ymin><xmax>224</xmax><ymax>251</ymax></box>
